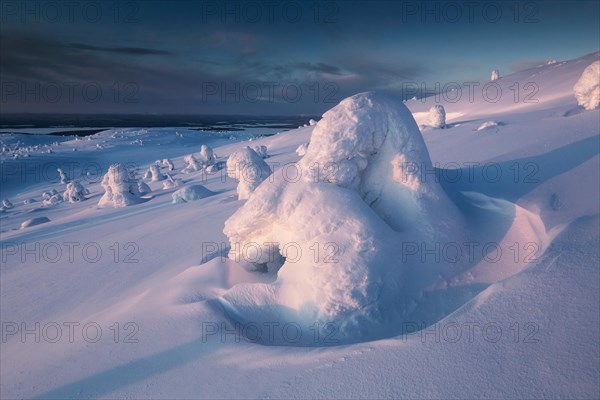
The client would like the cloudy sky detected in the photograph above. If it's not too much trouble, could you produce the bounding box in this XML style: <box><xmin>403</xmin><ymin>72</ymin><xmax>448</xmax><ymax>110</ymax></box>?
<box><xmin>1</xmin><ymin>0</ymin><xmax>598</xmax><ymax>115</ymax></box>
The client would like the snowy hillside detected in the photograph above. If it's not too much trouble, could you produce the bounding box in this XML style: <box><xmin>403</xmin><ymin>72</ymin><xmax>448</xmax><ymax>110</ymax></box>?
<box><xmin>1</xmin><ymin>51</ymin><xmax>599</xmax><ymax>399</ymax></box>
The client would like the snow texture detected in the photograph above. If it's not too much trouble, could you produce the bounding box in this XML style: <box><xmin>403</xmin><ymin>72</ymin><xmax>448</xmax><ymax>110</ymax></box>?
<box><xmin>573</xmin><ymin>60</ymin><xmax>600</xmax><ymax>110</ymax></box>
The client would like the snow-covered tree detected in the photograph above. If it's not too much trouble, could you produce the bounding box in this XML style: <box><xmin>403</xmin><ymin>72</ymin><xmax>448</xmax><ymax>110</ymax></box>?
<box><xmin>226</xmin><ymin>146</ymin><xmax>272</xmax><ymax>200</ymax></box>
<box><xmin>491</xmin><ymin>69</ymin><xmax>500</xmax><ymax>81</ymax></box>
<box><xmin>145</xmin><ymin>164</ymin><xmax>166</xmax><ymax>182</ymax></box>
<box><xmin>63</xmin><ymin>181</ymin><xmax>89</xmax><ymax>202</ymax></box>
<box><xmin>98</xmin><ymin>163</ymin><xmax>145</xmax><ymax>208</ymax></box>
<box><xmin>162</xmin><ymin>158</ymin><xmax>175</xmax><ymax>171</ymax></box>
<box><xmin>182</xmin><ymin>154</ymin><xmax>202</xmax><ymax>173</ymax></box>
<box><xmin>199</xmin><ymin>144</ymin><xmax>216</xmax><ymax>168</ymax></box>
<box><xmin>162</xmin><ymin>174</ymin><xmax>182</xmax><ymax>189</ymax></box>
<box><xmin>253</xmin><ymin>145</ymin><xmax>269</xmax><ymax>159</ymax></box>
<box><xmin>573</xmin><ymin>60</ymin><xmax>600</xmax><ymax>111</ymax></box>
<box><xmin>428</xmin><ymin>105</ymin><xmax>446</xmax><ymax>128</ymax></box>
<box><xmin>57</xmin><ymin>168</ymin><xmax>69</xmax><ymax>184</ymax></box>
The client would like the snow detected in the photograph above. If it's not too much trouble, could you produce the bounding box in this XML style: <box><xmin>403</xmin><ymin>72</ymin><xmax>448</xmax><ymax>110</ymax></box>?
<box><xmin>20</xmin><ymin>216</ymin><xmax>51</xmax><ymax>229</ymax></box>
<box><xmin>171</xmin><ymin>185</ymin><xmax>216</xmax><ymax>204</ymax></box>
<box><xmin>0</xmin><ymin>51</ymin><xmax>598</xmax><ymax>399</ymax></box>
<box><xmin>296</xmin><ymin>142</ymin><xmax>309</xmax><ymax>156</ymax></box>
<box><xmin>573</xmin><ymin>60</ymin><xmax>600</xmax><ymax>110</ymax></box>
<box><xmin>63</xmin><ymin>181</ymin><xmax>89</xmax><ymax>202</ymax></box>
<box><xmin>477</xmin><ymin>120</ymin><xmax>500</xmax><ymax>131</ymax></box>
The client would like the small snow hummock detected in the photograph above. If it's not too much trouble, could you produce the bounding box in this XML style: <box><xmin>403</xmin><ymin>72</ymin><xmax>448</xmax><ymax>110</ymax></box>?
<box><xmin>63</xmin><ymin>181</ymin><xmax>90</xmax><ymax>202</ymax></box>
<box><xmin>253</xmin><ymin>145</ymin><xmax>269</xmax><ymax>159</ymax></box>
<box><xmin>20</xmin><ymin>216</ymin><xmax>50</xmax><ymax>229</ymax></box>
<box><xmin>308</xmin><ymin>118</ymin><xmax>317</xmax><ymax>126</ymax></box>
<box><xmin>220</xmin><ymin>92</ymin><xmax>465</xmax><ymax>343</ymax></box>
<box><xmin>2</xmin><ymin>199</ymin><xmax>14</xmax><ymax>209</ymax></box>
<box><xmin>42</xmin><ymin>194</ymin><xmax>63</xmax><ymax>206</ymax></box>
<box><xmin>477</xmin><ymin>121</ymin><xmax>499</xmax><ymax>131</ymax></box>
<box><xmin>573</xmin><ymin>60</ymin><xmax>600</xmax><ymax>111</ymax></box>
<box><xmin>296</xmin><ymin>142</ymin><xmax>309</xmax><ymax>156</ymax></box>
<box><xmin>428</xmin><ymin>105</ymin><xmax>446</xmax><ymax>128</ymax></box>
<box><xmin>491</xmin><ymin>69</ymin><xmax>500</xmax><ymax>81</ymax></box>
<box><xmin>226</xmin><ymin>146</ymin><xmax>272</xmax><ymax>200</ymax></box>
<box><xmin>171</xmin><ymin>185</ymin><xmax>215</xmax><ymax>204</ymax></box>
<box><xmin>98</xmin><ymin>163</ymin><xmax>146</xmax><ymax>208</ymax></box>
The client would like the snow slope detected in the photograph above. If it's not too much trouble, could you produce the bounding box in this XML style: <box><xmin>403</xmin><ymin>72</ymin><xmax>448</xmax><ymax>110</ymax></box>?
<box><xmin>0</xmin><ymin>51</ymin><xmax>598</xmax><ymax>399</ymax></box>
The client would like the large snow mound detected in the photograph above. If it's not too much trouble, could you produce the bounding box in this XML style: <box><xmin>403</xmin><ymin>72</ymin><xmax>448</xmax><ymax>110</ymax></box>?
<box><xmin>220</xmin><ymin>92</ymin><xmax>469</xmax><ymax>343</ymax></box>
<box><xmin>573</xmin><ymin>60</ymin><xmax>600</xmax><ymax>110</ymax></box>
<box><xmin>172</xmin><ymin>184</ymin><xmax>215</xmax><ymax>204</ymax></box>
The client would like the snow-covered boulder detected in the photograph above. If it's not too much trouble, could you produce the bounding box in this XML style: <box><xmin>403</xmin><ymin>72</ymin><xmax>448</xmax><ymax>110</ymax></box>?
<box><xmin>2</xmin><ymin>199</ymin><xmax>14</xmax><ymax>209</ymax></box>
<box><xmin>573</xmin><ymin>60</ymin><xmax>600</xmax><ymax>110</ymax></box>
<box><xmin>63</xmin><ymin>181</ymin><xmax>89</xmax><ymax>202</ymax></box>
<box><xmin>171</xmin><ymin>185</ymin><xmax>215</xmax><ymax>204</ymax></box>
<box><xmin>296</xmin><ymin>142</ymin><xmax>309</xmax><ymax>156</ymax></box>
<box><xmin>428</xmin><ymin>105</ymin><xmax>446</xmax><ymax>128</ymax></box>
<box><xmin>226</xmin><ymin>147</ymin><xmax>272</xmax><ymax>200</ymax></box>
<box><xmin>220</xmin><ymin>92</ymin><xmax>465</xmax><ymax>342</ymax></box>
<box><xmin>136</xmin><ymin>181</ymin><xmax>152</xmax><ymax>195</ymax></box>
<box><xmin>491</xmin><ymin>69</ymin><xmax>500</xmax><ymax>81</ymax></box>
<box><xmin>98</xmin><ymin>163</ymin><xmax>145</xmax><ymax>208</ymax></box>
<box><xmin>253</xmin><ymin>145</ymin><xmax>269</xmax><ymax>159</ymax></box>
<box><xmin>20</xmin><ymin>216</ymin><xmax>50</xmax><ymax>229</ymax></box>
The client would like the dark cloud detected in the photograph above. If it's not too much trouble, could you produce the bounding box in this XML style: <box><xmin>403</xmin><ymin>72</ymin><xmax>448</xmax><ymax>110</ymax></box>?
<box><xmin>66</xmin><ymin>43</ymin><xmax>175</xmax><ymax>56</ymax></box>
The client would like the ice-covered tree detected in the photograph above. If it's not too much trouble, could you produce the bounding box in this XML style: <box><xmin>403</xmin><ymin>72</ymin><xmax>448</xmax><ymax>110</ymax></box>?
<box><xmin>145</xmin><ymin>164</ymin><xmax>166</xmax><ymax>182</ymax></box>
<box><xmin>98</xmin><ymin>163</ymin><xmax>145</xmax><ymax>208</ymax></box>
<box><xmin>428</xmin><ymin>105</ymin><xmax>446</xmax><ymax>128</ymax></box>
<box><xmin>573</xmin><ymin>60</ymin><xmax>600</xmax><ymax>111</ymax></box>
<box><xmin>226</xmin><ymin>146</ymin><xmax>272</xmax><ymax>200</ymax></box>
<box><xmin>491</xmin><ymin>69</ymin><xmax>500</xmax><ymax>81</ymax></box>
<box><xmin>182</xmin><ymin>154</ymin><xmax>201</xmax><ymax>173</ymax></box>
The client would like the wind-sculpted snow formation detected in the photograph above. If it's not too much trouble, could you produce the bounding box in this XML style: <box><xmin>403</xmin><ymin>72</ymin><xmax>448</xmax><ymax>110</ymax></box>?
<box><xmin>220</xmin><ymin>92</ymin><xmax>469</xmax><ymax>344</ymax></box>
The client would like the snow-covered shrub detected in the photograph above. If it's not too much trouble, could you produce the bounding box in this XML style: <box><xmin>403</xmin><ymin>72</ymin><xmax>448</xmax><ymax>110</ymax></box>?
<box><xmin>477</xmin><ymin>121</ymin><xmax>499</xmax><ymax>131</ymax></box>
<box><xmin>20</xmin><ymin>217</ymin><xmax>50</xmax><ymax>229</ymax></box>
<box><xmin>98</xmin><ymin>163</ymin><xmax>145</xmax><ymax>208</ymax></box>
<box><xmin>199</xmin><ymin>144</ymin><xmax>216</xmax><ymax>168</ymax></box>
<box><xmin>43</xmin><ymin>194</ymin><xmax>63</xmax><ymax>206</ymax></box>
<box><xmin>171</xmin><ymin>185</ymin><xmax>215</xmax><ymax>204</ymax></box>
<box><xmin>162</xmin><ymin>158</ymin><xmax>175</xmax><ymax>171</ymax></box>
<box><xmin>162</xmin><ymin>174</ymin><xmax>183</xmax><ymax>189</ymax></box>
<box><xmin>145</xmin><ymin>164</ymin><xmax>166</xmax><ymax>182</ymax></box>
<box><xmin>309</xmin><ymin>118</ymin><xmax>317</xmax><ymax>126</ymax></box>
<box><xmin>296</xmin><ymin>142</ymin><xmax>309</xmax><ymax>156</ymax></box>
<box><xmin>2</xmin><ymin>199</ymin><xmax>14</xmax><ymax>209</ymax></box>
<box><xmin>23</xmin><ymin>198</ymin><xmax>36</xmax><ymax>205</ymax></box>
<box><xmin>491</xmin><ymin>69</ymin><xmax>500</xmax><ymax>81</ymax></box>
<box><xmin>63</xmin><ymin>180</ymin><xmax>89</xmax><ymax>202</ymax></box>
<box><xmin>182</xmin><ymin>154</ymin><xmax>202</xmax><ymax>173</ymax></box>
<box><xmin>226</xmin><ymin>147</ymin><xmax>272</xmax><ymax>200</ymax></box>
<box><xmin>548</xmin><ymin>60</ymin><xmax>557</xmax><ymax>65</ymax></box>
<box><xmin>57</xmin><ymin>168</ymin><xmax>69</xmax><ymax>184</ymax></box>
<box><xmin>42</xmin><ymin>189</ymin><xmax>58</xmax><ymax>200</ymax></box>
<box><xmin>428</xmin><ymin>105</ymin><xmax>446</xmax><ymax>128</ymax></box>
<box><xmin>253</xmin><ymin>145</ymin><xmax>269</xmax><ymax>159</ymax></box>
<box><xmin>220</xmin><ymin>92</ymin><xmax>465</xmax><ymax>342</ymax></box>
<box><xmin>573</xmin><ymin>60</ymin><xmax>600</xmax><ymax>111</ymax></box>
